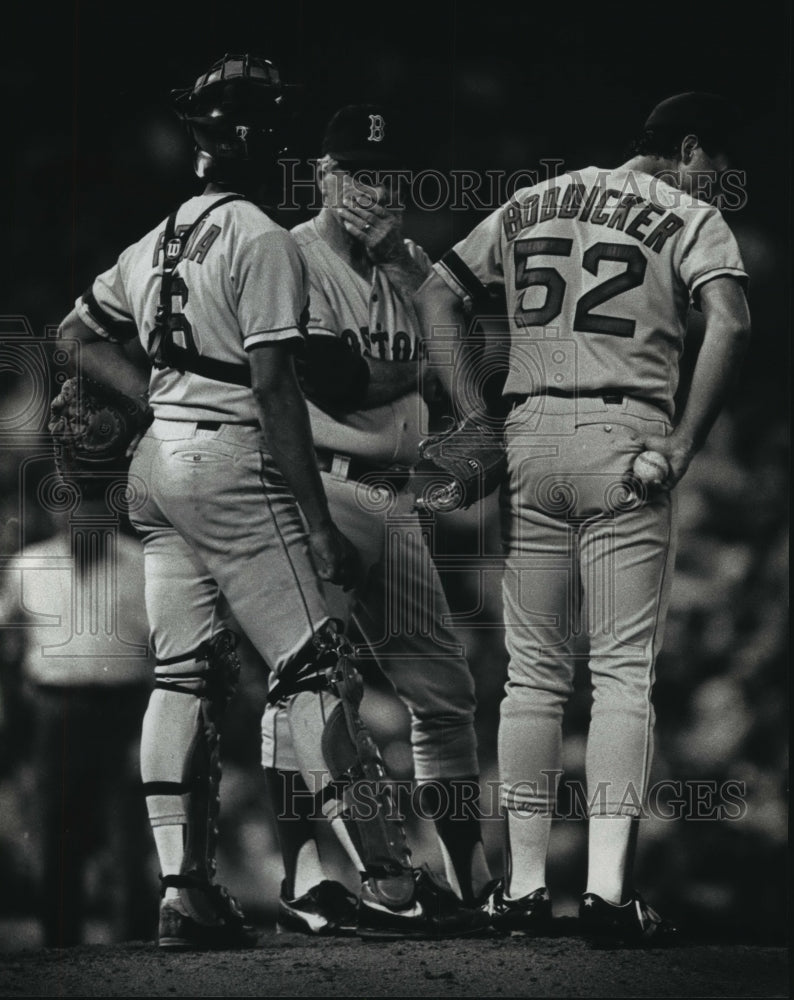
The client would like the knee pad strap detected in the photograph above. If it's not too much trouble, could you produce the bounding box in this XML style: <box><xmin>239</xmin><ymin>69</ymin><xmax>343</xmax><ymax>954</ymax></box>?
<box><xmin>155</xmin><ymin>629</ymin><xmax>241</xmax><ymax>705</ymax></box>
<box><xmin>265</xmin><ymin>620</ymin><xmax>344</xmax><ymax>706</ymax></box>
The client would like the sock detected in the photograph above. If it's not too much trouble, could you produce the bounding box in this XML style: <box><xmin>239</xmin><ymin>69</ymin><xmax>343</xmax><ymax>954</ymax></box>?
<box><xmin>151</xmin><ymin>826</ymin><xmax>185</xmax><ymax>900</ymax></box>
<box><xmin>265</xmin><ymin>768</ymin><xmax>326</xmax><ymax>899</ymax></box>
<box><xmin>141</xmin><ymin>688</ymin><xmax>202</xmax><ymax>902</ymax></box>
<box><xmin>504</xmin><ymin>810</ymin><xmax>552</xmax><ymax>899</ymax></box>
<box><xmin>417</xmin><ymin>777</ymin><xmax>491</xmax><ymax>904</ymax></box>
<box><xmin>585</xmin><ymin>815</ymin><xmax>637</xmax><ymax>904</ymax></box>
<box><xmin>327</xmin><ymin>813</ymin><xmax>365</xmax><ymax>875</ymax></box>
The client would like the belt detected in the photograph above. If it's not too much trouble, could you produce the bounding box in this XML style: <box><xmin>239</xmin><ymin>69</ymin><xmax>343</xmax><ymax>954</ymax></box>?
<box><xmin>506</xmin><ymin>389</ymin><xmax>624</xmax><ymax>410</ymax></box>
<box><xmin>314</xmin><ymin>448</ymin><xmax>410</xmax><ymax>488</ymax></box>
<box><xmin>195</xmin><ymin>420</ymin><xmax>259</xmax><ymax>430</ymax></box>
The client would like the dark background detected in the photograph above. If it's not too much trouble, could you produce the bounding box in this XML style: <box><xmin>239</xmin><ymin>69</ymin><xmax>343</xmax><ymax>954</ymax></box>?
<box><xmin>1</xmin><ymin>0</ymin><xmax>789</xmax><ymax>953</ymax></box>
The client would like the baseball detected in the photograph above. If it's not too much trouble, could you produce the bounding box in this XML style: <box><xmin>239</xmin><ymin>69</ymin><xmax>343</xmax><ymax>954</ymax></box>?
<box><xmin>632</xmin><ymin>450</ymin><xmax>669</xmax><ymax>486</ymax></box>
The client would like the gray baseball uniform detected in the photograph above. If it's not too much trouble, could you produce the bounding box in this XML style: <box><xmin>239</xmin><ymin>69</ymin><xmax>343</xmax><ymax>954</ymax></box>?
<box><xmin>75</xmin><ymin>194</ymin><xmax>344</xmax><ymax>864</ymax></box>
<box><xmin>435</xmin><ymin>165</ymin><xmax>748</xmax><ymax>818</ymax></box>
<box><xmin>262</xmin><ymin>218</ymin><xmax>479</xmax><ymax>782</ymax></box>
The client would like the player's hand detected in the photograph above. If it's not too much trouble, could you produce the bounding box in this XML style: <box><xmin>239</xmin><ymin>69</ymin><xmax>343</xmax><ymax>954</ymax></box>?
<box><xmin>308</xmin><ymin>522</ymin><xmax>359</xmax><ymax>591</ymax></box>
<box><xmin>337</xmin><ymin>176</ymin><xmax>406</xmax><ymax>265</ymax></box>
<box><xmin>641</xmin><ymin>430</ymin><xmax>696</xmax><ymax>489</ymax></box>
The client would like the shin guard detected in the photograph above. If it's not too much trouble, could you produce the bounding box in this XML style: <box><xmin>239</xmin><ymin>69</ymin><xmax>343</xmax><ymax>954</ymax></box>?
<box><xmin>278</xmin><ymin>623</ymin><xmax>414</xmax><ymax>903</ymax></box>
<box><xmin>142</xmin><ymin>629</ymin><xmax>241</xmax><ymax>896</ymax></box>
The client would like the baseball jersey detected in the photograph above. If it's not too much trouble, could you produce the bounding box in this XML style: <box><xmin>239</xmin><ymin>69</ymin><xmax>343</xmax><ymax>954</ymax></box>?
<box><xmin>436</xmin><ymin>166</ymin><xmax>748</xmax><ymax>418</ymax></box>
<box><xmin>292</xmin><ymin>219</ymin><xmax>432</xmax><ymax>466</ymax></box>
<box><xmin>76</xmin><ymin>194</ymin><xmax>309</xmax><ymax>423</ymax></box>
<box><xmin>0</xmin><ymin>533</ymin><xmax>153</xmax><ymax>687</ymax></box>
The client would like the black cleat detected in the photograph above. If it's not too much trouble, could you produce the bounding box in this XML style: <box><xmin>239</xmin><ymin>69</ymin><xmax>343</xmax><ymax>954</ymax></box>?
<box><xmin>481</xmin><ymin>880</ymin><xmax>553</xmax><ymax>935</ymax></box>
<box><xmin>277</xmin><ymin>879</ymin><xmax>358</xmax><ymax>936</ymax></box>
<box><xmin>158</xmin><ymin>882</ymin><xmax>259</xmax><ymax>951</ymax></box>
<box><xmin>579</xmin><ymin>891</ymin><xmax>678</xmax><ymax>947</ymax></box>
<box><xmin>357</xmin><ymin>866</ymin><xmax>492</xmax><ymax>940</ymax></box>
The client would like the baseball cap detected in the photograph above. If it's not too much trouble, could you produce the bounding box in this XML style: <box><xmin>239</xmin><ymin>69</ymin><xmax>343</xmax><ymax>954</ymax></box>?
<box><xmin>643</xmin><ymin>92</ymin><xmax>741</xmax><ymax>150</ymax></box>
<box><xmin>321</xmin><ymin>104</ymin><xmax>399</xmax><ymax>165</ymax></box>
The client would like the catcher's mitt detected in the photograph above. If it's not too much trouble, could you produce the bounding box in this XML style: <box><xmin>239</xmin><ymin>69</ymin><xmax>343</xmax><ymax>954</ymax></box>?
<box><xmin>48</xmin><ymin>375</ymin><xmax>153</xmax><ymax>485</ymax></box>
<box><xmin>410</xmin><ymin>415</ymin><xmax>507</xmax><ymax>513</ymax></box>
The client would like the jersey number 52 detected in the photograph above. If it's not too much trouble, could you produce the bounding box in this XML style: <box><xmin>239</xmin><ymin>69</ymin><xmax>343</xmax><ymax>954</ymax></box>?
<box><xmin>514</xmin><ymin>238</ymin><xmax>647</xmax><ymax>338</ymax></box>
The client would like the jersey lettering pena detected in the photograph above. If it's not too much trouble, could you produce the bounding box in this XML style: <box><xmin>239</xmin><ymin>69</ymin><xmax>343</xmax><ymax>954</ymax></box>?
<box><xmin>75</xmin><ymin>194</ymin><xmax>309</xmax><ymax>423</ymax></box>
<box><xmin>292</xmin><ymin>219</ymin><xmax>431</xmax><ymax>466</ymax></box>
<box><xmin>436</xmin><ymin>166</ymin><xmax>748</xmax><ymax>418</ymax></box>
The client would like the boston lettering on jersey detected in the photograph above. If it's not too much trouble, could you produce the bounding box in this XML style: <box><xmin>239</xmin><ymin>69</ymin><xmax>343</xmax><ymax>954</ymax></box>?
<box><xmin>503</xmin><ymin>181</ymin><xmax>684</xmax><ymax>254</ymax></box>
<box><xmin>341</xmin><ymin>325</ymin><xmax>420</xmax><ymax>361</ymax></box>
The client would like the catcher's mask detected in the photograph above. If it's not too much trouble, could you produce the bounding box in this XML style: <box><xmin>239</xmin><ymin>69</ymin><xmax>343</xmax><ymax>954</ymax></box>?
<box><xmin>172</xmin><ymin>53</ymin><xmax>294</xmax><ymax>183</ymax></box>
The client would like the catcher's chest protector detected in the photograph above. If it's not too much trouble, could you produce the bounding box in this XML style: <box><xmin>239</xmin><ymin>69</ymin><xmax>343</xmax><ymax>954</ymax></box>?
<box><xmin>148</xmin><ymin>195</ymin><xmax>253</xmax><ymax>387</ymax></box>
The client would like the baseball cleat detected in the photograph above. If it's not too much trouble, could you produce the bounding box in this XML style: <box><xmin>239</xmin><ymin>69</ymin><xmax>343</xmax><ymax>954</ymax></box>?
<box><xmin>158</xmin><ymin>882</ymin><xmax>259</xmax><ymax>951</ymax></box>
<box><xmin>356</xmin><ymin>866</ymin><xmax>491</xmax><ymax>940</ymax></box>
<box><xmin>579</xmin><ymin>891</ymin><xmax>678</xmax><ymax>947</ymax></box>
<box><xmin>480</xmin><ymin>879</ymin><xmax>553</xmax><ymax>935</ymax></box>
<box><xmin>276</xmin><ymin>879</ymin><xmax>359</xmax><ymax>936</ymax></box>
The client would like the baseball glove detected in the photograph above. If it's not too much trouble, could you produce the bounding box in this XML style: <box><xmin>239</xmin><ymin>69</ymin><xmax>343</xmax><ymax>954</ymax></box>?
<box><xmin>48</xmin><ymin>375</ymin><xmax>153</xmax><ymax>483</ymax></box>
<box><xmin>410</xmin><ymin>415</ymin><xmax>507</xmax><ymax>513</ymax></box>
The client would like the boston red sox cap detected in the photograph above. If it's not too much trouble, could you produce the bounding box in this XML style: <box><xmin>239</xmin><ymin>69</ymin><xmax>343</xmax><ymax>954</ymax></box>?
<box><xmin>321</xmin><ymin>104</ymin><xmax>399</xmax><ymax>164</ymax></box>
<box><xmin>644</xmin><ymin>92</ymin><xmax>741</xmax><ymax>150</ymax></box>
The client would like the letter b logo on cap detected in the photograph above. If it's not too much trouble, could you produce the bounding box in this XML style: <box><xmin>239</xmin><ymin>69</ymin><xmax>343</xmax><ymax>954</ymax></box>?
<box><xmin>368</xmin><ymin>114</ymin><xmax>385</xmax><ymax>143</ymax></box>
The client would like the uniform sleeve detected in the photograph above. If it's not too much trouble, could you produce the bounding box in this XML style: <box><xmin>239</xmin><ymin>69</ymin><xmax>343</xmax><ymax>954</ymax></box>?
<box><xmin>434</xmin><ymin>205</ymin><xmax>506</xmax><ymax>305</ymax></box>
<box><xmin>75</xmin><ymin>251</ymin><xmax>138</xmax><ymax>343</ymax></box>
<box><xmin>677</xmin><ymin>206</ymin><xmax>748</xmax><ymax>304</ymax></box>
<box><xmin>302</xmin><ymin>272</ymin><xmax>339</xmax><ymax>339</ymax></box>
<box><xmin>237</xmin><ymin>229</ymin><xmax>310</xmax><ymax>351</ymax></box>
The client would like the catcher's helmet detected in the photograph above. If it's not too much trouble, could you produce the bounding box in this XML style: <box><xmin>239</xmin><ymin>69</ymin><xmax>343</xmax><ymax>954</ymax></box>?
<box><xmin>172</xmin><ymin>54</ymin><xmax>292</xmax><ymax>182</ymax></box>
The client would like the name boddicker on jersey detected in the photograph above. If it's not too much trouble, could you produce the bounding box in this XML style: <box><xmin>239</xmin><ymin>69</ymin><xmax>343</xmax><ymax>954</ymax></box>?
<box><xmin>503</xmin><ymin>180</ymin><xmax>685</xmax><ymax>252</ymax></box>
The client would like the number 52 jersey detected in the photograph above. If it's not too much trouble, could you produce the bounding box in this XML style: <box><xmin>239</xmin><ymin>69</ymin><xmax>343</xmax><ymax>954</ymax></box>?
<box><xmin>435</xmin><ymin>166</ymin><xmax>748</xmax><ymax>419</ymax></box>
